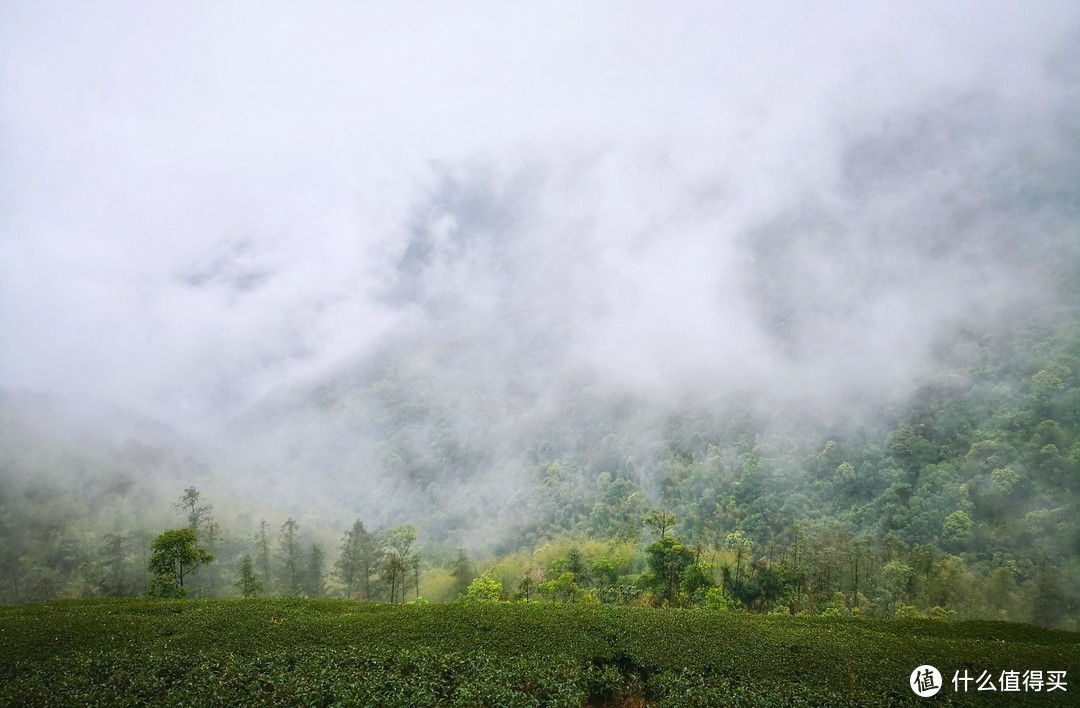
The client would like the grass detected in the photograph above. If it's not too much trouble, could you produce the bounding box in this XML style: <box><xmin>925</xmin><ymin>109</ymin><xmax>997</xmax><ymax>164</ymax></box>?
<box><xmin>1</xmin><ymin>598</ymin><xmax>1077</xmax><ymax>706</ymax></box>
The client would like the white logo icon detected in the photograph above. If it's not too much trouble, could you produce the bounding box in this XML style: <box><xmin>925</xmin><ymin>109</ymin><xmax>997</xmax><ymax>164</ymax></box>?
<box><xmin>910</xmin><ymin>665</ymin><xmax>942</xmax><ymax>697</ymax></box>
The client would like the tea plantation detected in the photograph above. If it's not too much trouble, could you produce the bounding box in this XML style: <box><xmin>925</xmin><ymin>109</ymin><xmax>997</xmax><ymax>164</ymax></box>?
<box><xmin>1</xmin><ymin>599</ymin><xmax>1076</xmax><ymax>706</ymax></box>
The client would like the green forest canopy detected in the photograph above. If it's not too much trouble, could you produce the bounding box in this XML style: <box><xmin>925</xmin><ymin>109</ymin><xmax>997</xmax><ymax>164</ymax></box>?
<box><xmin>0</xmin><ymin>313</ymin><xmax>1078</xmax><ymax>629</ymax></box>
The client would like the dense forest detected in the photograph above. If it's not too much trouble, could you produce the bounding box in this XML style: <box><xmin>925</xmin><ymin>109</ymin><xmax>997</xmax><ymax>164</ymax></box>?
<box><xmin>2</xmin><ymin>295</ymin><xmax>1078</xmax><ymax>629</ymax></box>
<box><xmin>5</xmin><ymin>1</ymin><xmax>1080</xmax><ymax>642</ymax></box>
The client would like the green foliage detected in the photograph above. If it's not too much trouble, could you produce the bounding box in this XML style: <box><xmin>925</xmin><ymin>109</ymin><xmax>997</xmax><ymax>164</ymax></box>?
<box><xmin>4</xmin><ymin>297</ymin><xmax>1080</xmax><ymax>633</ymax></box>
<box><xmin>590</xmin><ymin>473</ymin><xmax>647</xmax><ymax>540</ymax></box>
<box><xmin>384</xmin><ymin>524</ymin><xmax>419</xmax><ymax>604</ymax></box>
<box><xmin>643</xmin><ymin>537</ymin><xmax>695</xmax><ymax>605</ymax></box>
<box><xmin>256</xmin><ymin>520</ymin><xmax>272</xmax><ymax>590</ymax></box>
<box><xmin>942</xmin><ymin>509</ymin><xmax>974</xmax><ymax>543</ymax></box>
<box><xmin>146</xmin><ymin>528</ymin><xmax>213</xmax><ymax>598</ymax></box>
<box><xmin>538</xmin><ymin>572</ymin><xmax>583</xmax><ymax>603</ymax></box>
<box><xmin>277</xmin><ymin>518</ymin><xmax>301</xmax><ymax>596</ymax></box>
<box><xmin>174</xmin><ymin>487</ymin><xmax>213</xmax><ymax>538</ymax></box>
<box><xmin>98</xmin><ymin>533</ymin><xmax>135</xmax><ymax>597</ymax></box>
<box><xmin>2</xmin><ymin>599</ymin><xmax>1078</xmax><ymax>707</ymax></box>
<box><xmin>705</xmin><ymin>586</ymin><xmax>730</xmax><ymax>612</ymax></box>
<box><xmin>887</xmin><ymin>423</ymin><xmax>919</xmax><ymax>457</ymax></box>
<box><xmin>302</xmin><ymin>544</ymin><xmax>325</xmax><ymax>598</ymax></box>
<box><xmin>146</xmin><ymin>573</ymin><xmax>184</xmax><ymax>599</ymax></box>
<box><xmin>1032</xmin><ymin>367</ymin><xmax>1067</xmax><ymax>390</ymax></box>
<box><xmin>336</xmin><ymin>520</ymin><xmax>380</xmax><ymax>600</ymax></box>
<box><xmin>236</xmin><ymin>554</ymin><xmax>264</xmax><ymax>598</ymax></box>
<box><xmin>644</xmin><ymin>508</ymin><xmax>677</xmax><ymax>538</ymax></box>
<box><xmin>447</xmin><ymin>548</ymin><xmax>474</xmax><ymax>599</ymax></box>
<box><xmin>465</xmin><ymin>575</ymin><xmax>502</xmax><ymax>602</ymax></box>
<box><xmin>548</xmin><ymin>546</ymin><xmax>590</xmax><ymax>587</ymax></box>
<box><xmin>680</xmin><ymin>559</ymin><xmax>716</xmax><ymax>600</ymax></box>
<box><xmin>589</xmin><ymin>558</ymin><xmax>618</xmax><ymax>588</ymax></box>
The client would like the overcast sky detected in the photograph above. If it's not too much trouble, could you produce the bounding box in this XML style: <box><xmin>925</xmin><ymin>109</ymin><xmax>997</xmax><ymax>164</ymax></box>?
<box><xmin>3</xmin><ymin>1</ymin><xmax>1079</xmax><ymax>431</ymax></box>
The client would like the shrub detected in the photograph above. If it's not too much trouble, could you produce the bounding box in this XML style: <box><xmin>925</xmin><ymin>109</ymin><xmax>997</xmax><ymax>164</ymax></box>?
<box><xmin>465</xmin><ymin>575</ymin><xmax>502</xmax><ymax>602</ymax></box>
<box><xmin>705</xmin><ymin>587</ymin><xmax>730</xmax><ymax>613</ymax></box>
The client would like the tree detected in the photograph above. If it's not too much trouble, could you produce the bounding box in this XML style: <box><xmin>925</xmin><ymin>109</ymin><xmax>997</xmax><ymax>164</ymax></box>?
<box><xmin>384</xmin><ymin>524</ymin><xmax>417</xmax><ymax>604</ymax></box>
<box><xmin>409</xmin><ymin>552</ymin><xmax>422</xmax><ymax>601</ymax></box>
<box><xmin>99</xmin><ymin>533</ymin><xmax>131</xmax><ymax>597</ymax></box>
<box><xmin>644</xmin><ymin>508</ymin><xmax>677</xmax><ymax>539</ymax></box>
<box><xmin>236</xmin><ymin>554</ymin><xmax>264</xmax><ymax>598</ymax></box>
<box><xmin>385</xmin><ymin>553</ymin><xmax>406</xmax><ymax>604</ymax></box>
<box><xmin>725</xmin><ymin>531</ymin><xmax>753</xmax><ymax>586</ymax></box>
<box><xmin>197</xmin><ymin>518</ymin><xmax>222</xmax><ymax>598</ymax></box>
<box><xmin>942</xmin><ymin>510</ymin><xmax>973</xmax><ymax>544</ymax></box>
<box><xmin>278</xmin><ymin>518</ymin><xmax>301</xmax><ymax>595</ymax></box>
<box><xmin>256</xmin><ymin>520</ymin><xmax>272</xmax><ymax>589</ymax></box>
<box><xmin>516</xmin><ymin>566</ymin><xmax>545</xmax><ymax>602</ymax></box>
<box><xmin>449</xmin><ymin>548</ymin><xmax>473</xmax><ymax>599</ymax></box>
<box><xmin>337</xmin><ymin>520</ymin><xmax>381</xmax><ymax>600</ymax></box>
<box><xmin>174</xmin><ymin>487</ymin><xmax>213</xmax><ymax>539</ymax></box>
<box><xmin>538</xmin><ymin>572</ymin><xmax>583</xmax><ymax>603</ymax></box>
<box><xmin>337</xmin><ymin>522</ymin><xmax>362</xmax><ymax>597</ymax></box>
<box><xmin>846</xmin><ymin>537</ymin><xmax>871</xmax><ymax>608</ymax></box>
<box><xmin>590</xmin><ymin>558</ymin><xmax>618</xmax><ymax>588</ymax></box>
<box><xmin>550</xmin><ymin>546</ymin><xmax>590</xmax><ymax>586</ymax></box>
<box><xmin>1032</xmin><ymin>555</ymin><xmax>1067</xmax><ymax>627</ymax></box>
<box><xmin>386</xmin><ymin>524</ymin><xmax>416</xmax><ymax>560</ymax></box>
<box><xmin>877</xmin><ymin>560</ymin><xmax>915</xmax><ymax>616</ymax></box>
<box><xmin>0</xmin><ymin>541</ymin><xmax>24</xmax><ymax>605</ymax></box>
<box><xmin>147</xmin><ymin>528</ymin><xmax>213</xmax><ymax>598</ymax></box>
<box><xmin>644</xmin><ymin>536</ymin><xmax>694</xmax><ymax>605</ymax></box>
<box><xmin>705</xmin><ymin>586</ymin><xmax>730</xmax><ymax>612</ymax></box>
<box><xmin>887</xmin><ymin>423</ymin><xmax>918</xmax><ymax>458</ymax></box>
<box><xmin>680</xmin><ymin>558</ymin><xmax>716</xmax><ymax>600</ymax></box>
<box><xmin>590</xmin><ymin>473</ymin><xmax>648</xmax><ymax>540</ymax></box>
<box><xmin>466</xmin><ymin>575</ymin><xmax>502</xmax><ymax>602</ymax></box>
<box><xmin>303</xmin><ymin>544</ymin><xmax>325</xmax><ymax>598</ymax></box>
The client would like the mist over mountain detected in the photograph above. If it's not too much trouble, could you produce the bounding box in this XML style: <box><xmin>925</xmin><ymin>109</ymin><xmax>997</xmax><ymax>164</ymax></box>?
<box><xmin>217</xmin><ymin>85</ymin><xmax>1080</xmax><ymax>540</ymax></box>
<box><xmin>3</xmin><ymin>2</ymin><xmax>1077</xmax><ymax>425</ymax></box>
<box><xmin>2</xmin><ymin>2</ymin><xmax>1079</xmax><ymax>623</ymax></box>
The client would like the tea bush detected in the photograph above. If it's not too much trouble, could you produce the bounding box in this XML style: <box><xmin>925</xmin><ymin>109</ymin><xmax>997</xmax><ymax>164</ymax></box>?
<box><xmin>1</xmin><ymin>599</ymin><xmax>1077</xmax><ymax>706</ymax></box>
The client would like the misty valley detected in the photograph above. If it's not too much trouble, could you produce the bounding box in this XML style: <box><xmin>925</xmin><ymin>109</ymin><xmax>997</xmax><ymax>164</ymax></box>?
<box><xmin>4</xmin><ymin>178</ymin><xmax>1080</xmax><ymax>704</ymax></box>
<box><xmin>2</xmin><ymin>306</ymin><xmax>1080</xmax><ymax>703</ymax></box>
<box><xmin>2</xmin><ymin>309</ymin><xmax>1080</xmax><ymax>704</ymax></box>
<box><xmin>5</xmin><ymin>1</ymin><xmax>1080</xmax><ymax>704</ymax></box>
<box><xmin>5</xmin><ymin>170</ymin><xmax>1080</xmax><ymax>708</ymax></box>
<box><xmin>3</xmin><ymin>308</ymin><xmax>1080</xmax><ymax>626</ymax></box>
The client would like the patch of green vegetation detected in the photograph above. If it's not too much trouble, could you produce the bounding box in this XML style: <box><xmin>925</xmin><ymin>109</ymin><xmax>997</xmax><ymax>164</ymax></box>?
<box><xmin>1</xmin><ymin>599</ymin><xmax>1077</xmax><ymax>706</ymax></box>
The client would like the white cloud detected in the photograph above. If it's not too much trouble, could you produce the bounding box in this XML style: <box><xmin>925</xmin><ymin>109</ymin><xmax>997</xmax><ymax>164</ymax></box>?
<box><xmin>1</xmin><ymin>1</ymin><xmax>1078</xmax><ymax>429</ymax></box>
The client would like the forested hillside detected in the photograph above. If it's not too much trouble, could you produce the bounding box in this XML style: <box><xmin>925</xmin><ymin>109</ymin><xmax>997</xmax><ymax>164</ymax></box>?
<box><xmin>2</xmin><ymin>298</ymin><xmax>1078</xmax><ymax>627</ymax></box>
<box><xmin>3</xmin><ymin>1</ymin><xmax>1080</xmax><ymax>633</ymax></box>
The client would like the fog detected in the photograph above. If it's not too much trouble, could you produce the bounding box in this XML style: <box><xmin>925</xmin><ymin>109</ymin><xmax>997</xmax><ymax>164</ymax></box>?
<box><xmin>3</xmin><ymin>2</ymin><xmax>1080</xmax><ymax>536</ymax></box>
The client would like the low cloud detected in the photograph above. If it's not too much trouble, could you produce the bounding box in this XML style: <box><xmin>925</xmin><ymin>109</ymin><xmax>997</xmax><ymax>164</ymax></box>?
<box><xmin>1</xmin><ymin>1</ymin><xmax>1078</xmax><ymax>470</ymax></box>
